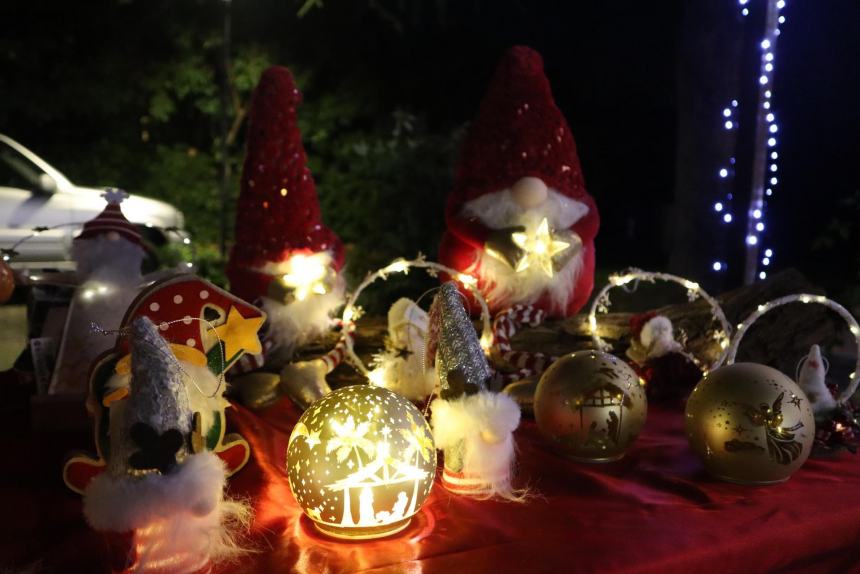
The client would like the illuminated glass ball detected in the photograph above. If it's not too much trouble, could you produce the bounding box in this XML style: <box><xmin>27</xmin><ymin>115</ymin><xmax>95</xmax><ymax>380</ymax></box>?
<box><xmin>685</xmin><ymin>363</ymin><xmax>814</xmax><ymax>485</ymax></box>
<box><xmin>535</xmin><ymin>350</ymin><xmax>647</xmax><ymax>462</ymax></box>
<box><xmin>287</xmin><ymin>385</ymin><xmax>436</xmax><ymax>539</ymax></box>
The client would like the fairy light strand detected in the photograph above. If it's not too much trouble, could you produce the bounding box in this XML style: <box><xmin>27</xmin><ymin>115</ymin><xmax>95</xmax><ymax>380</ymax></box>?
<box><xmin>588</xmin><ymin>268</ymin><xmax>733</xmax><ymax>373</ymax></box>
<box><xmin>725</xmin><ymin>293</ymin><xmax>860</xmax><ymax>404</ymax></box>
<box><xmin>714</xmin><ymin>0</ymin><xmax>787</xmax><ymax>278</ymax></box>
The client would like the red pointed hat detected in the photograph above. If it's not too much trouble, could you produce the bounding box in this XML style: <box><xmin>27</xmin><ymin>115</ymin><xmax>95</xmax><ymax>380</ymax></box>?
<box><xmin>227</xmin><ymin>66</ymin><xmax>343</xmax><ymax>281</ymax></box>
<box><xmin>75</xmin><ymin>188</ymin><xmax>142</xmax><ymax>245</ymax></box>
<box><xmin>450</xmin><ymin>46</ymin><xmax>588</xmax><ymax>210</ymax></box>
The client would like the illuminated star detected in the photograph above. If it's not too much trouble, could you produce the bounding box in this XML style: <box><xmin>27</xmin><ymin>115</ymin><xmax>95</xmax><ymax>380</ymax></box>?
<box><xmin>212</xmin><ymin>306</ymin><xmax>265</xmax><ymax>361</ymax></box>
<box><xmin>789</xmin><ymin>395</ymin><xmax>803</xmax><ymax>409</ymax></box>
<box><xmin>511</xmin><ymin>218</ymin><xmax>570</xmax><ymax>277</ymax></box>
<box><xmin>305</xmin><ymin>430</ymin><xmax>322</xmax><ymax>449</ymax></box>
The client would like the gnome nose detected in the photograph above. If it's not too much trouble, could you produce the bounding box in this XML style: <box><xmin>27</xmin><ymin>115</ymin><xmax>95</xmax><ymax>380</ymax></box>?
<box><xmin>511</xmin><ymin>177</ymin><xmax>548</xmax><ymax>209</ymax></box>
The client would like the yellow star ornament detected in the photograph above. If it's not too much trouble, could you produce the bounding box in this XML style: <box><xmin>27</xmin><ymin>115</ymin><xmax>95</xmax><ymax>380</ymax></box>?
<box><xmin>510</xmin><ymin>217</ymin><xmax>571</xmax><ymax>277</ymax></box>
<box><xmin>212</xmin><ymin>306</ymin><xmax>265</xmax><ymax>361</ymax></box>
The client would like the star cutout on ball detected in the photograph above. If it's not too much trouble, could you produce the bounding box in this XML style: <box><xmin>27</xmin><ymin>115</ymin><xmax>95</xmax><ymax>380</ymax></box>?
<box><xmin>510</xmin><ymin>217</ymin><xmax>570</xmax><ymax>277</ymax></box>
<box><xmin>212</xmin><ymin>306</ymin><xmax>265</xmax><ymax>361</ymax></box>
<box><xmin>305</xmin><ymin>430</ymin><xmax>322</xmax><ymax>449</ymax></box>
<box><xmin>789</xmin><ymin>394</ymin><xmax>803</xmax><ymax>409</ymax></box>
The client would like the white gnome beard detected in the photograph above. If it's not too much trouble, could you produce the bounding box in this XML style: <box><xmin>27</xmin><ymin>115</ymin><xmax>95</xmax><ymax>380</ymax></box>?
<box><xmin>72</xmin><ymin>236</ymin><xmax>146</xmax><ymax>285</ymax></box>
<box><xmin>49</xmin><ymin>238</ymin><xmax>146</xmax><ymax>395</ymax></box>
<box><xmin>260</xmin><ymin>276</ymin><xmax>345</xmax><ymax>362</ymax></box>
<box><xmin>461</xmin><ymin>188</ymin><xmax>588</xmax><ymax>313</ymax></box>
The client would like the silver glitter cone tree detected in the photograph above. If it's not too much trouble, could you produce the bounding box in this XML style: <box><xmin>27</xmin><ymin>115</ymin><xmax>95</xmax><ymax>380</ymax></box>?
<box><xmin>108</xmin><ymin>316</ymin><xmax>193</xmax><ymax>476</ymax></box>
<box><xmin>427</xmin><ymin>282</ymin><xmax>522</xmax><ymax>499</ymax></box>
<box><xmin>425</xmin><ymin>282</ymin><xmax>493</xmax><ymax>399</ymax></box>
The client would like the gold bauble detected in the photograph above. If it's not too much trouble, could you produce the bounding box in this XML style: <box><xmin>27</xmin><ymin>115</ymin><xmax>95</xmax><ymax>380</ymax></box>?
<box><xmin>685</xmin><ymin>363</ymin><xmax>814</xmax><ymax>485</ymax></box>
<box><xmin>534</xmin><ymin>350</ymin><xmax>647</xmax><ymax>462</ymax></box>
<box><xmin>287</xmin><ymin>385</ymin><xmax>436</xmax><ymax>539</ymax></box>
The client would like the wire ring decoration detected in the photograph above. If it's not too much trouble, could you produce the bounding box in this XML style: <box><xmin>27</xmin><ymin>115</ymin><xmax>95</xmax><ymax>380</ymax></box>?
<box><xmin>588</xmin><ymin>268</ymin><xmax>733</xmax><ymax>373</ymax></box>
<box><xmin>726</xmin><ymin>293</ymin><xmax>860</xmax><ymax>405</ymax></box>
<box><xmin>338</xmin><ymin>254</ymin><xmax>492</xmax><ymax>378</ymax></box>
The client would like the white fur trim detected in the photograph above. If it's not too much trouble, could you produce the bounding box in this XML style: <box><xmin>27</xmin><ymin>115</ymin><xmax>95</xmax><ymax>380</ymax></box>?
<box><xmin>461</xmin><ymin>187</ymin><xmax>589</xmax><ymax>232</ymax></box>
<box><xmin>370</xmin><ymin>352</ymin><xmax>437</xmax><ymax>402</ymax></box>
<box><xmin>431</xmin><ymin>392</ymin><xmax>521</xmax><ymax>499</ymax></box>
<box><xmin>84</xmin><ymin>451</ymin><xmax>226</xmax><ymax>531</ymax></box>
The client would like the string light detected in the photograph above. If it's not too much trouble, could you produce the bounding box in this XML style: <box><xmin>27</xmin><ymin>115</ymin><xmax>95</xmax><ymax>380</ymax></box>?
<box><xmin>725</xmin><ymin>293</ymin><xmax>860</xmax><ymax>405</ymax></box>
<box><xmin>588</xmin><ymin>268</ymin><xmax>732</xmax><ymax>374</ymax></box>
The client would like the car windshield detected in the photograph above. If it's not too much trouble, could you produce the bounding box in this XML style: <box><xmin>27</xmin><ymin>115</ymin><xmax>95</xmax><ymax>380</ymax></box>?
<box><xmin>0</xmin><ymin>140</ymin><xmax>49</xmax><ymax>191</ymax></box>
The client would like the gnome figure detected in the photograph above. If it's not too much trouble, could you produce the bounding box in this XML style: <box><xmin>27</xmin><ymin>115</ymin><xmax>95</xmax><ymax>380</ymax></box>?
<box><xmin>798</xmin><ymin>344</ymin><xmax>837</xmax><ymax>416</ymax></box>
<box><xmin>49</xmin><ymin>189</ymin><xmax>147</xmax><ymax>395</ymax></box>
<box><xmin>227</xmin><ymin>66</ymin><xmax>345</xmax><ymax>374</ymax></box>
<box><xmin>82</xmin><ymin>317</ymin><xmax>249</xmax><ymax>574</ymax></box>
<box><xmin>369</xmin><ymin>298</ymin><xmax>437</xmax><ymax>402</ymax></box>
<box><xmin>625</xmin><ymin>312</ymin><xmax>703</xmax><ymax>402</ymax></box>
<box><xmin>428</xmin><ymin>282</ymin><xmax>521</xmax><ymax>499</ymax></box>
<box><xmin>439</xmin><ymin>46</ymin><xmax>599</xmax><ymax>317</ymax></box>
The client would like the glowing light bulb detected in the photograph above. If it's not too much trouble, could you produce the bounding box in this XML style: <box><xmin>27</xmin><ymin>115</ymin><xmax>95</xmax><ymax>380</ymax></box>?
<box><xmin>712</xmin><ymin>261</ymin><xmax>723</xmax><ymax>271</ymax></box>
<box><xmin>765</xmin><ymin>63</ymin><xmax>774</xmax><ymax>73</ymax></box>
<box><xmin>765</xmin><ymin>249</ymin><xmax>773</xmax><ymax>257</ymax></box>
<box><xmin>766</xmin><ymin>188</ymin><xmax>773</xmax><ymax>196</ymax></box>
<box><xmin>724</xmin><ymin>121</ymin><xmax>734</xmax><ymax>130</ymax></box>
<box><xmin>771</xmin><ymin>151</ymin><xmax>778</xmax><ymax>160</ymax></box>
<box><xmin>762</xmin><ymin>257</ymin><xmax>770</xmax><ymax>266</ymax></box>
<box><xmin>766</xmin><ymin>113</ymin><xmax>775</xmax><ymax>122</ymax></box>
<box><xmin>719</xmin><ymin>168</ymin><xmax>729</xmax><ymax>178</ymax></box>
<box><xmin>770</xmin><ymin>177</ymin><xmax>778</xmax><ymax>185</ymax></box>
<box><xmin>723</xmin><ymin>213</ymin><xmax>733</xmax><ymax>223</ymax></box>
<box><xmin>183</xmin><ymin>237</ymin><xmax>191</xmax><ymax>245</ymax></box>
<box><xmin>756</xmin><ymin>222</ymin><xmax>765</xmax><ymax>232</ymax></box>
<box><xmin>768</xmin><ymin>137</ymin><xmax>777</xmax><ymax>147</ymax></box>
<box><xmin>714</xmin><ymin>202</ymin><xmax>724</xmax><ymax>212</ymax></box>
<box><xmin>776</xmin><ymin>0</ymin><xmax>785</xmax><ymax>9</ymax></box>
<box><xmin>769</xmin><ymin>124</ymin><xmax>778</xmax><ymax>133</ymax></box>
<box><xmin>281</xmin><ymin>253</ymin><xmax>331</xmax><ymax>301</ymax></box>
<box><xmin>510</xmin><ymin>218</ymin><xmax>571</xmax><ymax>278</ymax></box>
<box><xmin>753</xmin><ymin>209</ymin><xmax>762</xmax><ymax>219</ymax></box>
<box><xmin>779</xmin><ymin>15</ymin><xmax>785</xmax><ymax>23</ymax></box>
<box><xmin>761</xmin><ymin>39</ymin><xmax>771</xmax><ymax>50</ymax></box>
<box><xmin>759</xmin><ymin>75</ymin><xmax>769</xmax><ymax>85</ymax></box>
<box><xmin>759</xmin><ymin>271</ymin><xmax>767</xmax><ymax>280</ymax></box>
<box><xmin>457</xmin><ymin>273</ymin><xmax>477</xmax><ymax>287</ymax></box>
<box><xmin>770</xmin><ymin>164</ymin><xmax>778</xmax><ymax>172</ymax></box>
<box><xmin>732</xmin><ymin>99</ymin><xmax>738</xmax><ymax>107</ymax></box>
<box><xmin>765</xmin><ymin>53</ymin><xmax>774</xmax><ymax>62</ymax></box>
<box><xmin>746</xmin><ymin>235</ymin><xmax>758</xmax><ymax>246</ymax></box>
<box><xmin>765</xmin><ymin>90</ymin><xmax>772</xmax><ymax>98</ymax></box>
<box><xmin>723</xmin><ymin>108</ymin><xmax>732</xmax><ymax>118</ymax></box>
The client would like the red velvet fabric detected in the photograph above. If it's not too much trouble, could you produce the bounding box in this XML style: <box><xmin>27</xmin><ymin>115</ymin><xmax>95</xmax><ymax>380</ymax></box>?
<box><xmin>4</xmin><ymin>400</ymin><xmax>860</xmax><ymax>573</ymax></box>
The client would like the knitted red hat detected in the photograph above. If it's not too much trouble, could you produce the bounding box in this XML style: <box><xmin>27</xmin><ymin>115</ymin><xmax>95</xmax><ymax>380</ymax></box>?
<box><xmin>450</xmin><ymin>46</ymin><xmax>588</xmax><ymax>211</ymax></box>
<box><xmin>227</xmin><ymin>66</ymin><xmax>343</xmax><ymax>299</ymax></box>
<box><xmin>75</xmin><ymin>188</ymin><xmax>142</xmax><ymax>245</ymax></box>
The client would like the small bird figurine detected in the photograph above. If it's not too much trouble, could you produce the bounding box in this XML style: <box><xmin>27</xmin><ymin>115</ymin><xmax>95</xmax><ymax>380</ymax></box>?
<box><xmin>798</xmin><ymin>344</ymin><xmax>837</xmax><ymax>417</ymax></box>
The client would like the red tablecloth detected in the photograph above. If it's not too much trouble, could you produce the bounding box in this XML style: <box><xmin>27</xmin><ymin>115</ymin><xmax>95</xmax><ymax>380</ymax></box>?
<box><xmin>4</xmin><ymin>398</ymin><xmax>860</xmax><ymax>574</ymax></box>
